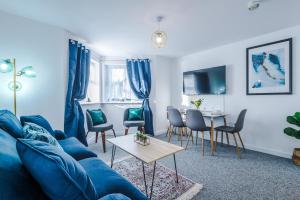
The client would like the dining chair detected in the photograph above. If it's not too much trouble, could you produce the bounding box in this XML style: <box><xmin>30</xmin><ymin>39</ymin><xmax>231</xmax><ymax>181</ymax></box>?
<box><xmin>167</xmin><ymin>108</ymin><xmax>186</xmax><ymax>146</ymax></box>
<box><xmin>214</xmin><ymin>109</ymin><xmax>247</xmax><ymax>158</ymax></box>
<box><xmin>86</xmin><ymin>109</ymin><xmax>116</xmax><ymax>153</ymax></box>
<box><xmin>185</xmin><ymin>109</ymin><xmax>212</xmax><ymax>156</ymax></box>
<box><xmin>166</xmin><ymin>106</ymin><xmax>174</xmax><ymax>137</ymax></box>
<box><xmin>123</xmin><ymin>108</ymin><xmax>145</xmax><ymax>135</ymax></box>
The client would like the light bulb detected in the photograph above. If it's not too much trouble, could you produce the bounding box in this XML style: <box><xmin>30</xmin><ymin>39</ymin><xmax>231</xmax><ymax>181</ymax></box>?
<box><xmin>151</xmin><ymin>31</ymin><xmax>167</xmax><ymax>48</ymax></box>
<box><xmin>0</xmin><ymin>63</ymin><xmax>8</xmax><ymax>71</ymax></box>
<box><xmin>156</xmin><ymin>36</ymin><xmax>162</xmax><ymax>43</ymax></box>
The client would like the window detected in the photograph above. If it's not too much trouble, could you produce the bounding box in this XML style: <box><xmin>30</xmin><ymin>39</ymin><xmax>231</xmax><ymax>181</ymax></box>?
<box><xmin>85</xmin><ymin>59</ymin><xmax>100</xmax><ymax>103</ymax></box>
<box><xmin>102</xmin><ymin>63</ymin><xmax>139</xmax><ymax>103</ymax></box>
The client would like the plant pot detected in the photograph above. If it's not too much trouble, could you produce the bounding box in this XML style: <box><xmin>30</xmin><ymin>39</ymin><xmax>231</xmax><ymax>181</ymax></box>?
<box><xmin>292</xmin><ymin>148</ymin><xmax>300</xmax><ymax>166</ymax></box>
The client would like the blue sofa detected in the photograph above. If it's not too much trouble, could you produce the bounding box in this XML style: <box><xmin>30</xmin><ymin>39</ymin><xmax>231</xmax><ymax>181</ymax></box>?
<box><xmin>0</xmin><ymin>110</ymin><xmax>148</xmax><ymax>200</ymax></box>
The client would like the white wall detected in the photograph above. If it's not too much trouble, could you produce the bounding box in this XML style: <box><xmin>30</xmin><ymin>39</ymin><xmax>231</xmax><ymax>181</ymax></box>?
<box><xmin>171</xmin><ymin>25</ymin><xmax>300</xmax><ymax>158</ymax></box>
<box><xmin>82</xmin><ymin>55</ymin><xmax>173</xmax><ymax>136</ymax></box>
<box><xmin>0</xmin><ymin>11</ymin><xmax>68</xmax><ymax>129</ymax></box>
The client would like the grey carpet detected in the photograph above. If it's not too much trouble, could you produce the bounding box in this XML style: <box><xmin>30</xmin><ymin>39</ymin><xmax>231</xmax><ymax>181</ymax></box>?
<box><xmin>88</xmin><ymin>133</ymin><xmax>300</xmax><ymax>200</ymax></box>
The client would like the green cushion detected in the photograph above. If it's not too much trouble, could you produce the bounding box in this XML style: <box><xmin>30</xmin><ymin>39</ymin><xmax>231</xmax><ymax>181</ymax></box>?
<box><xmin>88</xmin><ymin>109</ymin><xmax>105</xmax><ymax>126</ymax></box>
<box><xmin>128</xmin><ymin>108</ymin><xmax>143</xmax><ymax>121</ymax></box>
<box><xmin>23</xmin><ymin>122</ymin><xmax>63</xmax><ymax>150</ymax></box>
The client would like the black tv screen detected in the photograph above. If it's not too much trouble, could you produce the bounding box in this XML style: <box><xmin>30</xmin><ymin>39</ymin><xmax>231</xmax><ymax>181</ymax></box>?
<box><xmin>183</xmin><ymin>66</ymin><xmax>226</xmax><ymax>95</ymax></box>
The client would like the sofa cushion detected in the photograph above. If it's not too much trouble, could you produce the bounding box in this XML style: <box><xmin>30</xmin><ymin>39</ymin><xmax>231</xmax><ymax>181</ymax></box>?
<box><xmin>20</xmin><ymin>115</ymin><xmax>67</xmax><ymax>140</ymax></box>
<box><xmin>0</xmin><ymin>129</ymin><xmax>47</xmax><ymax>200</ymax></box>
<box><xmin>23</xmin><ymin>122</ymin><xmax>63</xmax><ymax>150</ymax></box>
<box><xmin>0</xmin><ymin>110</ymin><xmax>24</xmax><ymax>138</ymax></box>
<box><xmin>20</xmin><ymin>115</ymin><xmax>54</xmax><ymax>134</ymax></box>
<box><xmin>53</xmin><ymin>130</ymin><xmax>67</xmax><ymax>140</ymax></box>
<box><xmin>128</xmin><ymin>108</ymin><xmax>143</xmax><ymax>121</ymax></box>
<box><xmin>100</xmin><ymin>194</ymin><xmax>131</xmax><ymax>200</ymax></box>
<box><xmin>79</xmin><ymin>158</ymin><xmax>148</xmax><ymax>200</ymax></box>
<box><xmin>16</xmin><ymin>139</ymin><xmax>97</xmax><ymax>200</ymax></box>
<box><xmin>59</xmin><ymin>137</ymin><xmax>97</xmax><ymax>160</ymax></box>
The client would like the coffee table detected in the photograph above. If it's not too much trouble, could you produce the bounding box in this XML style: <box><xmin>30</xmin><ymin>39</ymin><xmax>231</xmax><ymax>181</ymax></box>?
<box><xmin>107</xmin><ymin>135</ymin><xmax>184</xmax><ymax>199</ymax></box>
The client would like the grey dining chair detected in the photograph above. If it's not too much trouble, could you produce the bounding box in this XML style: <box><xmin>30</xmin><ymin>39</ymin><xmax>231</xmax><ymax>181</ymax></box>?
<box><xmin>214</xmin><ymin>109</ymin><xmax>247</xmax><ymax>158</ymax></box>
<box><xmin>167</xmin><ymin>108</ymin><xmax>186</xmax><ymax>146</ymax></box>
<box><xmin>86</xmin><ymin>110</ymin><xmax>116</xmax><ymax>153</ymax></box>
<box><xmin>123</xmin><ymin>108</ymin><xmax>145</xmax><ymax>135</ymax></box>
<box><xmin>166</xmin><ymin>106</ymin><xmax>174</xmax><ymax>137</ymax></box>
<box><xmin>185</xmin><ymin>109</ymin><xmax>212</xmax><ymax>156</ymax></box>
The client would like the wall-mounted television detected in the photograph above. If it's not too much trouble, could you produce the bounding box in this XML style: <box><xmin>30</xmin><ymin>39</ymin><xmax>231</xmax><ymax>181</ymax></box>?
<box><xmin>183</xmin><ymin>66</ymin><xmax>226</xmax><ymax>95</ymax></box>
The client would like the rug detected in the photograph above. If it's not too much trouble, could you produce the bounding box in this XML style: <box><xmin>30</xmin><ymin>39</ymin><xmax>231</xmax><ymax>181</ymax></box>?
<box><xmin>113</xmin><ymin>157</ymin><xmax>203</xmax><ymax>200</ymax></box>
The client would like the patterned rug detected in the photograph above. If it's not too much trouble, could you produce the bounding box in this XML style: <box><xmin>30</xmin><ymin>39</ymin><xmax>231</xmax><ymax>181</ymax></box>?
<box><xmin>113</xmin><ymin>157</ymin><xmax>203</xmax><ymax>200</ymax></box>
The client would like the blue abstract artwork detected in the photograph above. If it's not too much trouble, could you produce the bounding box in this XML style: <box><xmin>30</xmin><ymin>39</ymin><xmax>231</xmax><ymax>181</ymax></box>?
<box><xmin>251</xmin><ymin>49</ymin><xmax>285</xmax><ymax>88</ymax></box>
<box><xmin>247</xmin><ymin>39</ymin><xmax>292</xmax><ymax>95</ymax></box>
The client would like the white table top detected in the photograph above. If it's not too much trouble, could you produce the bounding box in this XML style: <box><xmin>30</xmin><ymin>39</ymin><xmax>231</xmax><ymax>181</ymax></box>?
<box><xmin>180</xmin><ymin>110</ymin><xmax>226</xmax><ymax>118</ymax></box>
<box><xmin>107</xmin><ymin>135</ymin><xmax>184</xmax><ymax>164</ymax></box>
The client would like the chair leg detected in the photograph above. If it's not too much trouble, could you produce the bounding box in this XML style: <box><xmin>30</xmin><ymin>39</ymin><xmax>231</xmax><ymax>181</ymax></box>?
<box><xmin>215</xmin><ymin>131</ymin><xmax>218</xmax><ymax>152</ymax></box>
<box><xmin>168</xmin><ymin>127</ymin><xmax>174</xmax><ymax>143</ymax></box>
<box><xmin>237</xmin><ymin>132</ymin><xmax>245</xmax><ymax>150</ymax></box>
<box><xmin>112</xmin><ymin>129</ymin><xmax>116</xmax><ymax>137</ymax></box>
<box><xmin>201</xmin><ymin>131</ymin><xmax>204</xmax><ymax>156</ymax></box>
<box><xmin>221</xmin><ymin>131</ymin><xmax>224</xmax><ymax>146</ymax></box>
<box><xmin>101</xmin><ymin>132</ymin><xmax>106</xmax><ymax>153</ymax></box>
<box><xmin>233</xmin><ymin>133</ymin><xmax>240</xmax><ymax>159</ymax></box>
<box><xmin>125</xmin><ymin>128</ymin><xmax>129</xmax><ymax>135</ymax></box>
<box><xmin>95</xmin><ymin>132</ymin><xmax>99</xmax><ymax>143</ymax></box>
<box><xmin>185</xmin><ymin>129</ymin><xmax>192</xmax><ymax>149</ymax></box>
<box><xmin>226</xmin><ymin>132</ymin><xmax>230</xmax><ymax>145</ymax></box>
<box><xmin>196</xmin><ymin>131</ymin><xmax>198</xmax><ymax>145</ymax></box>
<box><xmin>86</xmin><ymin>131</ymin><xmax>89</xmax><ymax>137</ymax></box>
<box><xmin>191</xmin><ymin>129</ymin><xmax>194</xmax><ymax>144</ymax></box>
<box><xmin>180</xmin><ymin>128</ymin><xmax>183</xmax><ymax>147</ymax></box>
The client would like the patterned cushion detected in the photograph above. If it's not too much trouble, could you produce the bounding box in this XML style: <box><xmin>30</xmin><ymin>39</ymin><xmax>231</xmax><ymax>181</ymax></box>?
<box><xmin>23</xmin><ymin>123</ymin><xmax>63</xmax><ymax>150</ymax></box>
<box><xmin>88</xmin><ymin>109</ymin><xmax>105</xmax><ymax>126</ymax></box>
<box><xmin>128</xmin><ymin>108</ymin><xmax>143</xmax><ymax>121</ymax></box>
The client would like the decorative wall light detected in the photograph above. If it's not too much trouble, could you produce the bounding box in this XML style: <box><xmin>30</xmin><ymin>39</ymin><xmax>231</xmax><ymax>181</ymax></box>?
<box><xmin>151</xmin><ymin>16</ymin><xmax>167</xmax><ymax>48</ymax></box>
<box><xmin>0</xmin><ymin>58</ymin><xmax>36</xmax><ymax>114</ymax></box>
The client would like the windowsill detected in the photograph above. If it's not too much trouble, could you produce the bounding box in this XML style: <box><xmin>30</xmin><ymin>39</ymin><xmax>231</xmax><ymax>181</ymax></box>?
<box><xmin>80</xmin><ymin>101</ymin><xmax>142</xmax><ymax>106</ymax></box>
<box><xmin>100</xmin><ymin>102</ymin><xmax>142</xmax><ymax>105</ymax></box>
<box><xmin>80</xmin><ymin>101</ymin><xmax>101</xmax><ymax>106</ymax></box>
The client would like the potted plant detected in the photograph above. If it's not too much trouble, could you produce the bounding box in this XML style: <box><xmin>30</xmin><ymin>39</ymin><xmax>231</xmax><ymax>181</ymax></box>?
<box><xmin>191</xmin><ymin>98</ymin><xmax>204</xmax><ymax>109</ymax></box>
<box><xmin>135</xmin><ymin>132</ymin><xmax>149</xmax><ymax>145</ymax></box>
<box><xmin>284</xmin><ymin>112</ymin><xmax>300</xmax><ymax>165</ymax></box>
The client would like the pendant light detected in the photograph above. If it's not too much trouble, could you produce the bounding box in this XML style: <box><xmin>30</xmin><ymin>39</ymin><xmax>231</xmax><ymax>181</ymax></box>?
<box><xmin>151</xmin><ymin>16</ymin><xmax>167</xmax><ymax>48</ymax></box>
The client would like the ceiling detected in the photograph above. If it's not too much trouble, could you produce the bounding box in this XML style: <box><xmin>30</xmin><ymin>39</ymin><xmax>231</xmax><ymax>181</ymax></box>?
<box><xmin>0</xmin><ymin>0</ymin><xmax>299</xmax><ymax>57</ymax></box>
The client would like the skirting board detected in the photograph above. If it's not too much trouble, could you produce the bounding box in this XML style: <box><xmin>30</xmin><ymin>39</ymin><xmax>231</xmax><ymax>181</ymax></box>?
<box><xmin>201</xmin><ymin>134</ymin><xmax>292</xmax><ymax>159</ymax></box>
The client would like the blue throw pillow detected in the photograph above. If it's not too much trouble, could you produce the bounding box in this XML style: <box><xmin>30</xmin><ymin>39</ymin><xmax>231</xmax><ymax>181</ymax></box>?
<box><xmin>128</xmin><ymin>108</ymin><xmax>143</xmax><ymax>121</ymax></box>
<box><xmin>0</xmin><ymin>110</ymin><xmax>24</xmax><ymax>138</ymax></box>
<box><xmin>23</xmin><ymin>122</ymin><xmax>63</xmax><ymax>150</ymax></box>
<box><xmin>16</xmin><ymin>139</ymin><xmax>97</xmax><ymax>200</ymax></box>
<box><xmin>20</xmin><ymin>115</ymin><xmax>54</xmax><ymax>134</ymax></box>
<box><xmin>87</xmin><ymin>109</ymin><xmax>105</xmax><ymax>125</ymax></box>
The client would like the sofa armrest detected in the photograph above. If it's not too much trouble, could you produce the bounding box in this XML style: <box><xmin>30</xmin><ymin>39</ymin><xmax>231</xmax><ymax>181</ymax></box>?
<box><xmin>53</xmin><ymin>130</ymin><xmax>67</xmax><ymax>140</ymax></box>
<box><xmin>98</xmin><ymin>194</ymin><xmax>131</xmax><ymax>200</ymax></box>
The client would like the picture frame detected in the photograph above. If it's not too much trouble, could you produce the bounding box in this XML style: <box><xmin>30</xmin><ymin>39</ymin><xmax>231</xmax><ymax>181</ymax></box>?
<box><xmin>246</xmin><ymin>38</ymin><xmax>292</xmax><ymax>95</ymax></box>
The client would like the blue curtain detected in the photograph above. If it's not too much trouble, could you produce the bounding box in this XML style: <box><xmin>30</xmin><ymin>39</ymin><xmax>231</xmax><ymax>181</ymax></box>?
<box><xmin>126</xmin><ymin>59</ymin><xmax>154</xmax><ymax>135</ymax></box>
<box><xmin>64</xmin><ymin>39</ymin><xmax>90</xmax><ymax>146</ymax></box>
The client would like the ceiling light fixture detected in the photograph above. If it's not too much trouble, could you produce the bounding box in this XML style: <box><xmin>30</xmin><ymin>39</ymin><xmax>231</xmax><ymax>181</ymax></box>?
<box><xmin>151</xmin><ymin>16</ymin><xmax>167</xmax><ymax>48</ymax></box>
